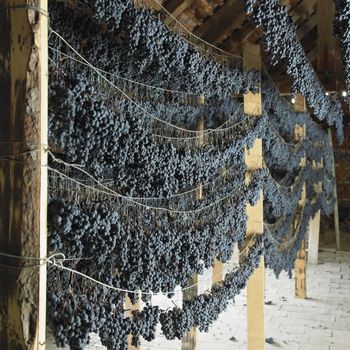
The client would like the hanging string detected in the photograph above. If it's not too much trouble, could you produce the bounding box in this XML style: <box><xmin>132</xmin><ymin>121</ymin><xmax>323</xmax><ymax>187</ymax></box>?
<box><xmin>48</xmin><ymin>154</ymin><xmax>241</xmax><ymax>202</ymax></box>
<box><xmin>50</xmin><ymin>29</ymin><xmax>212</xmax><ymax>136</ymax></box>
<box><xmin>48</xmin><ymin>46</ymin><xmax>198</xmax><ymax>98</ymax></box>
<box><xmin>49</xmin><ymin>29</ymin><xmax>250</xmax><ymax>141</ymax></box>
<box><xmin>47</xmin><ymin>164</ymin><xmax>249</xmax><ymax>215</ymax></box>
<box><xmin>264</xmin><ymin>205</ymin><xmax>305</xmax><ymax>252</ymax></box>
<box><xmin>0</xmin><ymin>233</ymin><xmax>258</xmax><ymax>296</ymax></box>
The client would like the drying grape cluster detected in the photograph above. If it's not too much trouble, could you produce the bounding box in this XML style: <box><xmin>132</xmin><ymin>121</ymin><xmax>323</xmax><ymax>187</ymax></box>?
<box><xmin>159</xmin><ymin>237</ymin><xmax>263</xmax><ymax>339</ymax></box>
<box><xmin>261</xmin><ymin>81</ymin><xmax>336</xmax><ymax>276</ymax></box>
<box><xmin>334</xmin><ymin>0</ymin><xmax>350</xmax><ymax>106</ymax></box>
<box><xmin>47</xmin><ymin>1</ymin><xmax>339</xmax><ymax>349</ymax></box>
<box><xmin>49</xmin><ymin>0</ymin><xmax>259</xmax><ymax>98</ymax></box>
<box><xmin>245</xmin><ymin>0</ymin><xmax>344</xmax><ymax>142</ymax></box>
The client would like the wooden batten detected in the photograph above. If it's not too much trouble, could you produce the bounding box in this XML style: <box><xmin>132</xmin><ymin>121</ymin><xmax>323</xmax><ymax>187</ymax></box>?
<box><xmin>126</xmin><ymin>293</ymin><xmax>142</xmax><ymax>350</ymax></box>
<box><xmin>243</xmin><ymin>42</ymin><xmax>265</xmax><ymax>350</ymax></box>
<box><xmin>293</xmin><ymin>94</ymin><xmax>308</xmax><ymax>299</ymax></box>
<box><xmin>328</xmin><ymin>129</ymin><xmax>341</xmax><ymax>251</ymax></box>
<box><xmin>0</xmin><ymin>1</ymin><xmax>48</xmax><ymax>349</ymax></box>
<box><xmin>181</xmin><ymin>273</ymin><xmax>199</xmax><ymax>350</ymax></box>
<box><xmin>308</xmin><ymin>210</ymin><xmax>321</xmax><ymax>265</ymax></box>
<box><xmin>182</xmin><ymin>95</ymin><xmax>205</xmax><ymax>350</ymax></box>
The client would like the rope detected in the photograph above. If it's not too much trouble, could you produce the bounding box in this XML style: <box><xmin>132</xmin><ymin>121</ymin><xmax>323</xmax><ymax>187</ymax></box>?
<box><xmin>264</xmin><ymin>205</ymin><xmax>306</xmax><ymax>252</ymax></box>
<box><xmin>50</xmin><ymin>29</ymin><xmax>213</xmax><ymax>135</ymax></box>
<box><xmin>49</xmin><ymin>34</ymin><xmax>248</xmax><ymax>140</ymax></box>
<box><xmin>0</xmin><ymin>233</ymin><xmax>258</xmax><ymax>296</ymax></box>
<box><xmin>49</xmin><ymin>158</ymin><xmax>242</xmax><ymax>201</ymax></box>
<box><xmin>49</xmin><ymin>46</ymin><xmax>197</xmax><ymax>97</ymax></box>
<box><xmin>48</xmin><ymin>164</ymin><xmax>248</xmax><ymax>214</ymax></box>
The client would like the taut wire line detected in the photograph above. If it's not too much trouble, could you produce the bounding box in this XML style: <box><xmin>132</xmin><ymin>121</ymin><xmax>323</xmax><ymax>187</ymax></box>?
<box><xmin>0</xmin><ymin>234</ymin><xmax>260</xmax><ymax>296</ymax></box>
<box><xmin>49</xmin><ymin>38</ymin><xmax>247</xmax><ymax>140</ymax></box>
<box><xmin>50</xmin><ymin>29</ymin><xmax>245</xmax><ymax>136</ymax></box>
<box><xmin>48</xmin><ymin>162</ymin><xmax>249</xmax><ymax>214</ymax></box>
<box><xmin>49</xmin><ymin>46</ymin><xmax>197</xmax><ymax>97</ymax></box>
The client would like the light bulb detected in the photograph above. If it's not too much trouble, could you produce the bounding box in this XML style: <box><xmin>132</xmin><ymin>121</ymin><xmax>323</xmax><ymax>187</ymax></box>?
<box><xmin>342</xmin><ymin>91</ymin><xmax>347</xmax><ymax>97</ymax></box>
<box><xmin>325</xmin><ymin>92</ymin><xmax>329</xmax><ymax>96</ymax></box>
<box><xmin>291</xmin><ymin>97</ymin><xmax>296</xmax><ymax>104</ymax></box>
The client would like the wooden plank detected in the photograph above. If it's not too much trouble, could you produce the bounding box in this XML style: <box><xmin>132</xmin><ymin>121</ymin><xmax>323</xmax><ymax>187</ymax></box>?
<box><xmin>36</xmin><ymin>1</ymin><xmax>48</xmax><ymax>348</ymax></box>
<box><xmin>165</xmin><ymin>0</ymin><xmax>191</xmax><ymax>18</ymax></box>
<box><xmin>295</xmin><ymin>240</ymin><xmax>307</xmax><ymax>299</ymax></box>
<box><xmin>181</xmin><ymin>273</ymin><xmax>198</xmax><ymax>350</ymax></box>
<box><xmin>293</xmin><ymin>94</ymin><xmax>307</xmax><ymax>299</ymax></box>
<box><xmin>0</xmin><ymin>1</ymin><xmax>48</xmax><ymax>349</ymax></box>
<box><xmin>308</xmin><ymin>210</ymin><xmax>321</xmax><ymax>265</ymax></box>
<box><xmin>182</xmin><ymin>96</ymin><xmax>205</xmax><ymax>350</ymax></box>
<box><xmin>126</xmin><ymin>293</ymin><xmax>142</xmax><ymax>350</ymax></box>
<box><xmin>212</xmin><ymin>164</ymin><xmax>228</xmax><ymax>284</ymax></box>
<box><xmin>243</xmin><ymin>43</ymin><xmax>264</xmax><ymax>350</ymax></box>
<box><xmin>328</xmin><ymin>129</ymin><xmax>341</xmax><ymax>251</ymax></box>
<box><xmin>212</xmin><ymin>260</ymin><xmax>223</xmax><ymax>284</ymax></box>
<box><xmin>194</xmin><ymin>0</ymin><xmax>246</xmax><ymax>45</ymax></box>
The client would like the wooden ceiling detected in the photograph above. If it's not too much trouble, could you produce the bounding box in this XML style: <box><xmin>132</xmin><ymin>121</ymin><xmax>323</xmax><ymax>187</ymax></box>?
<box><xmin>161</xmin><ymin>0</ymin><xmax>347</xmax><ymax>102</ymax></box>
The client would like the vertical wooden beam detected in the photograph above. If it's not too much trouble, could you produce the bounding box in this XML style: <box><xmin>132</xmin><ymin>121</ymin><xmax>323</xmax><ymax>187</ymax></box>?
<box><xmin>294</xmin><ymin>94</ymin><xmax>307</xmax><ymax>299</ymax></box>
<box><xmin>37</xmin><ymin>2</ymin><xmax>48</xmax><ymax>348</ymax></box>
<box><xmin>0</xmin><ymin>1</ymin><xmax>48</xmax><ymax>349</ymax></box>
<box><xmin>328</xmin><ymin>129</ymin><xmax>341</xmax><ymax>251</ymax></box>
<box><xmin>308</xmin><ymin>210</ymin><xmax>321</xmax><ymax>265</ymax></box>
<box><xmin>126</xmin><ymin>293</ymin><xmax>142</xmax><ymax>350</ymax></box>
<box><xmin>213</xmin><ymin>165</ymin><xmax>225</xmax><ymax>285</ymax></box>
<box><xmin>295</xmin><ymin>241</ymin><xmax>307</xmax><ymax>298</ymax></box>
<box><xmin>212</xmin><ymin>260</ymin><xmax>223</xmax><ymax>284</ymax></box>
<box><xmin>243</xmin><ymin>43</ymin><xmax>264</xmax><ymax>350</ymax></box>
<box><xmin>181</xmin><ymin>273</ymin><xmax>198</xmax><ymax>350</ymax></box>
<box><xmin>182</xmin><ymin>96</ymin><xmax>205</xmax><ymax>350</ymax></box>
<box><xmin>307</xmin><ymin>159</ymin><xmax>323</xmax><ymax>265</ymax></box>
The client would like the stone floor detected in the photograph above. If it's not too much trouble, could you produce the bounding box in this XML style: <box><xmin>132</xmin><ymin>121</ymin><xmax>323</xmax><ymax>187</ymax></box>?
<box><xmin>48</xmin><ymin>250</ymin><xmax>350</xmax><ymax>350</ymax></box>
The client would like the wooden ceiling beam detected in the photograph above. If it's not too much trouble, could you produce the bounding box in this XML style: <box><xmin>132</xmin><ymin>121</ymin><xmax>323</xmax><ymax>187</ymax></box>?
<box><xmin>317</xmin><ymin>0</ymin><xmax>336</xmax><ymax>77</ymax></box>
<box><xmin>288</xmin><ymin>0</ymin><xmax>317</xmax><ymax>23</ymax></box>
<box><xmin>297</xmin><ymin>12</ymin><xmax>317</xmax><ymax>40</ymax></box>
<box><xmin>164</xmin><ymin>0</ymin><xmax>191</xmax><ymax>24</ymax></box>
<box><xmin>165</xmin><ymin>0</ymin><xmax>190</xmax><ymax>14</ymax></box>
<box><xmin>193</xmin><ymin>0</ymin><xmax>246</xmax><ymax>45</ymax></box>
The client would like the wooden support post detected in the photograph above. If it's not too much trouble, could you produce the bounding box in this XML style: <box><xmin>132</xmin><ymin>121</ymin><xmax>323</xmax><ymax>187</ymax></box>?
<box><xmin>307</xmin><ymin>158</ymin><xmax>323</xmax><ymax>265</ymax></box>
<box><xmin>294</xmin><ymin>94</ymin><xmax>307</xmax><ymax>299</ymax></box>
<box><xmin>126</xmin><ymin>293</ymin><xmax>142</xmax><ymax>350</ymax></box>
<box><xmin>328</xmin><ymin>129</ymin><xmax>341</xmax><ymax>251</ymax></box>
<box><xmin>181</xmin><ymin>96</ymin><xmax>205</xmax><ymax>350</ymax></box>
<box><xmin>308</xmin><ymin>210</ymin><xmax>321</xmax><ymax>265</ymax></box>
<box><xmin>243</xmin><ymin>43</ymin><xmax>264</xmax><ymax>350</ymax></box>
<box><xmin>212</xmin><ymin>260</ymin><xmax>223</xmax><ymax>284</ymax></box>
<box><xmin>213</xmin><ymin>165</ymin><xmax>226</xmax><ymax>285</ymax></box>
<box><xmin>0</xmin><ymin>1</ymin><xmax>48</xmax><ymax>349</ymax></box>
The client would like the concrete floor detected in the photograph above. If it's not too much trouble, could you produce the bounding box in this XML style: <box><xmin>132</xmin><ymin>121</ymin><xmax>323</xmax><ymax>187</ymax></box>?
<box><xmin>139</xmin><ymin>250</ymin><xmax>350</xmax><ymax>350</ymax></box>
<box><xmin>47</xmin><ymin>250</ymin><xmax>350</xmax><ymax>350</ymax></box>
